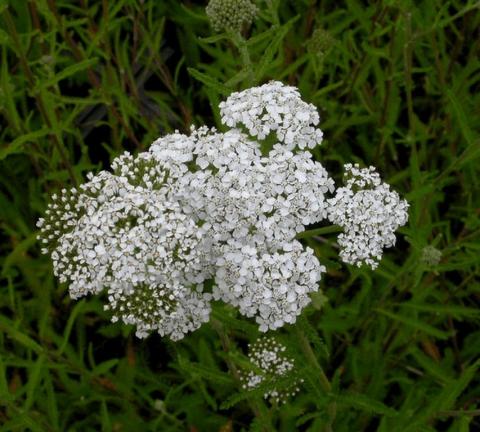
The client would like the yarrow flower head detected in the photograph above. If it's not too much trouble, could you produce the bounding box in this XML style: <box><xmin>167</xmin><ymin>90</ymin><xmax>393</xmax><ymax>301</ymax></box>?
<box><xmin>241</xmin><ymin>337</ymin><xmax>302</xmax><ymax>404</ymax></box>
<box><xmin>214</xmin><ymin>239</ymin><xmax>324</xmax><ymax>331</ymax></box>
<box><xmin>327</xmin><ymin>164</ymin><xmax>409</xmax><ymax>269</ymax></box>
<box><xmin>149</xmin><ymin>125</ymin><xmax>332</xmax><ymax>331</ymax></box>
<box><xmin>38</xmin><ymin>152</ymin><xmax>213</xmax><ymax>339</ymax></box>
<box><xmin>206</xmin><ymin>0</ymin><xmax>258</xmax><ymax>33</ymax></box>
<box><xmin>220</xmin><ymin>81</ymin><xmax>324</xmax><ymax>150</ymax></box>
<box><xmin>37</xmin><ymin>81</ymin><xmax>408</xmax><ymax>340</ymax></box>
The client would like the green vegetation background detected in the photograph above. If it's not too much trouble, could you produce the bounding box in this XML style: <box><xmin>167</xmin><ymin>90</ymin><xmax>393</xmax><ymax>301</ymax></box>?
<box><xmin>0</xmin><ymin>0</ymin><xmax>479</xmax><ymax>431</ymax></box>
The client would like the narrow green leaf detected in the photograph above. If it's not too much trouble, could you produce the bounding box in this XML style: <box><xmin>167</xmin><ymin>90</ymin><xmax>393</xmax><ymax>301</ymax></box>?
<box><xmin>57</xmin><ymin>299</ymin><xmax>87</xmax><ymax>355</ymax></box>
<box><xmin>44</xmin><ymin>371</ymin><xmax>60</xmax><ymax>430</ymax></box>
<box><xmin>409</xmin><ymin>347</ymin><xmax>453</xmax><ymax>384</ymax></box>
<box><xmin>188</xmin><ymin>67</ymin><xmax>232</xmax><ymax>95</ymax></box>
<box><xmin>254</xmin><ymin>17</ymin><xmax>298</xmax><ymax>82</ymax></box>
<box><xmin>296</xmin><ymin>412</ymin><xmax>321</xmax><ymax>427</ymax></box>
<box><xmin>336</xmin><ymin>392</ymin><xmax>398</xmax><ymax>417</ymax></box>
<box><xmin>1</xmin><ymin>232</ymin><xmax>37</xmax><ymax>277</ymax></box>
<box><xmin>0</xmin><ymin>29</ymin><xmax>10</xmax><ymax>45</ymax></box>
<box><xmin>456</xmin><ymin>415</ymin><xmax>472</xmax><ymax>432</ymax></box>
<box><xmin>0</xmin><ymin>0</ymin><xmax>8</xmax><ymax>14</ymax></box>
<box><xmin>375</xmin><ymin>309</ymin><xmax>452</xmax><ymax>339</ymax></box>
<box><xmin>101</xmin><ymin>398</ymin><xmax>112</xmax><ymax>432</ymax></box>
<box><xmin>24</xmin><ymin>355</ymin><xmax>46</xmax><ymax>411</ymax></box>
<box><xmin>1</xmin><ymin>413</ymin><xmax>45</xmax><ymax>432</ymax></box>
<box><xmin>0</xmin><ymin>316</ymin><xmax>44</xmax><ymax>354</ymax></box>
<box><xmin>35</xmin><ymin>58</ymin><xmax>98</xmax><ymax>90</ymax></box>
<box><xmin>0</xmin><ymin>356</ymin><xmax>10</xmax><ymax>400</ymax></box>
<box><xmin>0</xmin><ymin>128</ymin><xmax>50</xmax><ymax>160</ymax></box>
<box><xmin>198</xmin><ymin>33</ymin><xmax>229</xmax><ymax>44</ymax></box>
<box><xmin>92</xmin><ymin>359</ymin><xmax>119</xmax><ymax>376</ymax></box>
<box><xmin>246</xmin><ymin>26</ymin><xmax>278</xmax><ymax>46</ymax></box>
<box><xmin>432</xmin><ymin>359</ymin><xmax>480</xmax><ymax>414</ymax></box>
<box><xmin>445</xmin><ymin>89</ymin><xmax>475</xmax><ymax>145</ymax></box>
<box><xmin>220</xmin><ymin>390</ymin><xmax>254</xmax><ymax>410</ymax></box>
<box><xmin>400</xmin><ymin>303</ymin><xmax>480</xmax><ymax>319</ymax></box>
<box><xmin>178</xmin><ymin>358</ymin><xmax>233</xmax><ymax>385</ymax></box>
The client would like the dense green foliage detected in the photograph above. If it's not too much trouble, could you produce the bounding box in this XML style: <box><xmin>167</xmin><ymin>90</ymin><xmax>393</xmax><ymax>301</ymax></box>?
<box><xmin>1</xmin><ymin>0</ymin><xmax>479</xmax><ymax>430</ymax></box>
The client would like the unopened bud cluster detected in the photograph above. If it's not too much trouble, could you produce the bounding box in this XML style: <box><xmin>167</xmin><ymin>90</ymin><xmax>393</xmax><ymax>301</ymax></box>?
<box><xmin>306</xmin><ymin>27</ymin><xmax>335</xmax><ymax>59</ymax></box>
<box><xmin>206</xmin><ymin>0</ymin><xmax>258</xmax><ymax>33</ymax></box>
<box><xmin>38</xmin><ymin>81</ymin><xmax>408</xmax><ymax>340</ymax></box>
<box><xmin>421</xmin><ymin>245</ymin><xmax>442</xmax><ymax>266</ymax></box>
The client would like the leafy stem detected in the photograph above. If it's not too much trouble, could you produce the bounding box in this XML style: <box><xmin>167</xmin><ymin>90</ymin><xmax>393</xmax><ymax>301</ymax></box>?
<box><xmin>228</xmin><ymin>30</ymin><xmax>255</xmax><ymax>86</ymax></box>
<box><xmin>295</xmin><ymin>326</ymin><xmax>337</xmax><ymax>431</ymax></box>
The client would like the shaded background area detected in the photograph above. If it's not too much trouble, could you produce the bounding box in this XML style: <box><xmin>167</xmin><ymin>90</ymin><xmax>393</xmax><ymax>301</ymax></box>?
<box><xmin>0</xmin><ymin>0</ymin><xmax>479</xmax><ymax>431</ymax></box>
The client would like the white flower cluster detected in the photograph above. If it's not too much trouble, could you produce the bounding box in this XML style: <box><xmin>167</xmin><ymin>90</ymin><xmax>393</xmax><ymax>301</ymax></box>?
<box><xmin>220</xmin><ymin>81</ymin><xmax>324</xmax><ymax>150</ymax></box>
<box><xmin>37</xmin><ymin>153</ymin><xmax>213</xmax><ymax>340</ymax></box>
<box><xmin>149</xmin><ymin>124</ymin><xmax>332</xmax><ymax>332</ymax></box>
<box><xmin>327</xmin><ymin>164</ymin><xmax>409</xmax><ymax>269</ymax></box>
<box><xmin>215</xmin><ymin>241</ymin><xmax>322</xmax><ymax>332</ymax></box>
<box><xmin>38</xmin><ymin>81</ymin><xmax>408</xmax><ymax>340</ymax></box>
<box><xmin>241</xmin><ymin>337</ymin><xmax>302</xmax><ymax>404</ymax></box>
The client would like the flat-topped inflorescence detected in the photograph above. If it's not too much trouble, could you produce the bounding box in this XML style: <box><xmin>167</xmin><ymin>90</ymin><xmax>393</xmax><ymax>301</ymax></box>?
<box><xmin>38</xmin><ymin>81</ymin><xmax>408</xmax><ymax>340</ymax></box>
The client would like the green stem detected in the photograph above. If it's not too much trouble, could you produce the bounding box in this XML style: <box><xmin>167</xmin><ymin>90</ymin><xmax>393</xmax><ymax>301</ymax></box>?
<box><xmin>228</xmin><ymin>31</ymin><xmax>255</xmax><ymax>86</ymax></box>
<box><xmin>295</xmin><ymin>326</ymin><xmax>336</xmax><ymax>432</ymax></box>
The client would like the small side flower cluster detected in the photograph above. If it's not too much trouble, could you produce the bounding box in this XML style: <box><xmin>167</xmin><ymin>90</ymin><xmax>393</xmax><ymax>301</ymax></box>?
<box><xmin>38</xmin><ymin>81</ymin><xmax>408</xmax><ymax>340</ymax></box>
<box><xmin>241</xmin><ymin>337</ymin><xmax>302</xmax><ymax>404</ymax></box>
<box><xmin>220</xmin><ymin>81</ymin><xmax>324</xmax><ymax>150</ymax></box>
<box><xmin>206</xmin><ymin>0</ymin><xmax>258</xmax><ymax>33</ymax></box>
<box><xmin>327</xmin><ymin>164</ymin><xmax>409</xmax><ymax>269</ymax></box>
